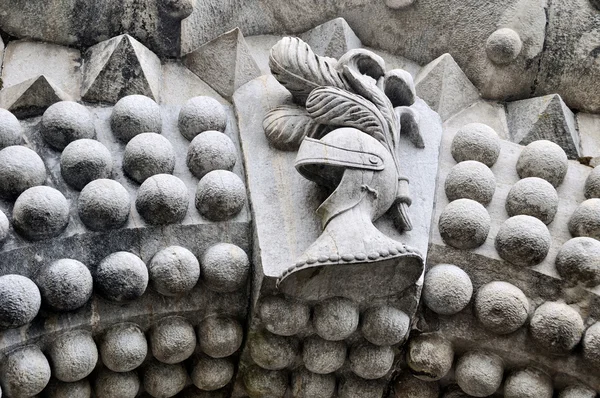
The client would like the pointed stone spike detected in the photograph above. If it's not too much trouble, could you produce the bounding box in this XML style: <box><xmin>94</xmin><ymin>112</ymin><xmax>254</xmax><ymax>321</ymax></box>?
<box><xmin>0</xmin><ymin>75</ymin><xmax>71</xmax><ymax>118</ymax></box>
<box><xmin>81</xmin><ymin>34</ymin><xmax>161</xmax><ymax>103</ymax></box>
<box><xmin>507</xmin><ymin>94</ymin><xmax>581</xmax><ymax>159</ymax></box>
<box><xmin>183</xmin><ymin>28</ymin><xmax>261</xmax><ymax>98</ymax></box>
<box><xmin>414</xmin><ymin>53</ymin><xmax>480</xmax><ymax>121</ymax></box>
<box><xmin>300</xmin><ymin>17</ymin><xmax>362</xmax><ymax>59</ymax></box>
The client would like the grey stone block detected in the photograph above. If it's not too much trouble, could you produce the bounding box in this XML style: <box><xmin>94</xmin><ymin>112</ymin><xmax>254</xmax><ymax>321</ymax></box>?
<box><xmin>299</xmin><ymin>17</ymin><xmax>362</xmax><ymax>59</ymax></box>
<box><xmin>577</xmin><ymin>113</ymin><xmax>600</xmax><ymax>166</ymax></box>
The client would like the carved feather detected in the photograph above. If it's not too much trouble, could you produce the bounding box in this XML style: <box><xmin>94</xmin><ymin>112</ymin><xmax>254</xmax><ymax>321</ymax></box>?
<box><xmin>263</xmin><ymin>105</ymin><xmax>330</xmax><ymax>151</ymax></box>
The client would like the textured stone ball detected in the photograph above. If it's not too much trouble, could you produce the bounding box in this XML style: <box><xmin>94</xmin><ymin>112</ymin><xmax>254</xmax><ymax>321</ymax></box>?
<box><xmin>504</xmin><ymin>368</ymin><xmax>553</xmax><ymax>398</ymax></box>
<box><xmin>0</xmin><ymin>108</ymin><xmax>22</xmax><ymax>149</ymax></box>
<box><xmin>505</xmin><ymin>177</ymin><xmax>558</xmax><ymax>224</ymax></box>
<box><xmin>455</xmin><ymin>351</ymin><xmax>504</xmax><ymax>397</ymax></box>
<box><xmin>292</xmin><ymin>368</ymin><xmax>336</xmax><ymax>398</ymax></box>
<box><xmin>94</xmin><ymin>370</ymin><xmax>139</xmax><ymax>398</ymax></box>
<box><xmin>569</xmin><ymin>199</ymin><xmax>600</xmax><ymax>240</ymax></box>
<box><xmin>451</xmin><ymin>123</ymin><xmax>501</xmax><ymax>167</ymax></box>
<box><xmin>559</xmin><ymin>385</ymin><xmax>597</xmax><ymax>398</ymax></box>
<box><xmin>530</xmin><ymin>301</ymin><xmax>584</xmax><ymax>353</ymax></box>
<box><xmin>48</xmin><ymin>331</ymin><xmax>98</xmax><ymax>382</ymax></box>
<box><xmin>302</xmin><ymin>335</ymin><xmax>346</xmax><ymax>374</ymax></box>
<box><xmin>259</xmin><ymin>295</ymin><xmax>310</xmax><ymax>336</ymax></box>
<box><xmin>485</xmin><ymin>28</ymin><xmax>523</xmax><ymax>65</ymax></box>
<box><xmin>143</xmin><ymin>361</ymin><xmax>187</xmax><ymax>398</ymax></box>
<box><xmin>249</xmin><ymin>331</ymin><xmax>298</xmax><ymax>370</ymax></box>
<box><xmin>0</xmin><ymin>345</ymin><xmax>51</xmax><ymax>397</ymax></box>
<box><xmin>349</xmin><ymin>342</ymin><xmax>394</xmax><ymax>379</ymax></box>
<box><xmin>474</xmin><ymin>281</ymin><xmax>529</xmax><ymax>334</ymax></box>
<box><xmin>196</xmin><ymin>170</ymin><xmax>246</xmax><ymax>221</ymax></box>
<box><xmin>394</xmin><ymin>372</ymin><xmax>440</xmax><ymax>398</ymax></box>
<box><xmin>123</xmin><ymin>133</ymin><xmax>176</xmax><ymax>183</ymax></box>
<box><xmin>37</xmin><ymin>259</ymin><xmax>93</xmax><ymax>311</ymax></box>
<box><xmin>583</xmin><ymin>322</ymin><xmax>600</xmax><ymax>367</ymax></box>
<box><xmin>110</xmin><ymin>95</ymin><xmax>162</xmax><ymax>143</ymax></box>
<box><xmin>44</xmin><ymin>378</ymin><xmax>92</xmax><ymax>398</ymax></box>
<box><xmin>191</xmin><ymin>356</ymin><xmax>234</xmax><ymax>391</ymax></box>
<box><xmin>584</xmin><ymin>166</ymin><xmax>600</xmax><ymax>199</ymax></box>
<box><xmin>198</xmin><ymin>317</ymin><xmax>243</xmax><ymax>358</ymax></box>
<box><xmin>95</xmin><ymin>251</ymin><xmax>148</xmax><ymax>302</ymax></box>
<box><xmin>41</xmin><ymin>101</ymin><xmax>96</xmax><ymax>150</ymax></box>
<box><xmin>13</xmin><ymin>186</ymin><xmax>69</xmax><ymax>241</ymax></box>
<box><xmin>438</xmin><ymin>199</ymin><xmax>491</xmax><ymax>249</ymax></box>
<box><xmin>136</xmin><ymin>174</ymin><xmax>189</xmax><ymax>225</ymax></box>
<box><xmin>78</xmin><ymin>179</ymin><xmax>130</xmax><ymax>231</ymax></box>
<box><xmin>556</xmin><ymin>237</ymin><xmax>600</xmax><ymax>287</ymax></box>
<box><xmin>445</xmin><ymin>161</ymin><xmax>496</xmax><ymax>205</ymax></box>
<box><xmin>340</xmin><ymin>377</ymin><xmax>386</xmax><ymax>398</ymax></box>
<box><xmin>407</xmin><ymin>333</ymin><xmax>454</xmax><ymax>381</ymax></box>
<box><xmin>201</xmin><ymin>242</ymin><xmax>249</xmax><ymax>293</ymax></box>
<box><xmin>0</xmin><ymin>145</ymin><xmax>46</xmax><ymax>199</ymax></box>
<box><xmin>0</xmin><ymin>209</ymin><xmax>8</xmax><ymax>243</ymax></box>
<box><xmin>361</xmin><ymin>306</ymin><xmax>410</xmax><ymax>346</ymax></box>
<box><xmin>0</xmin><ymin>274</ymin><xmax>41</xmax><ymax>328</ymax></box>
<box><xmin>313</xmin><ymin>297</ymin><xmax>359</xmax><ymax>341</ymax></box>
<box><xmin>100</xmin><ymin>323</ymin><xmax>148</xmax><ymax>372</ymax></box>
<box><xmin>150</xmin><ymin>316</ymin><xmax>196</xmax><ymax>364</ymax></box>
<box><xmin>60</xmin><ymin>139</ymin><xmax>113</xmax><ymax>190</ymax></box>
<box><xmin>423</xmin><ymin>264</ymin><xmax>473</xmax><ymax>315</ymax></box>
<box><xmin>187</xmin><ymin>131</ymin><xmax>237</xmax><ymax>179</ymax></box>
<box><xmin>495</xmin><ymin>215</ymin><xmax>551</xmax><ymax>266</ymax></box>
<box><xmin>178</xmin><ymin>96</ymin><xmax>227</xmax><ymax>141</ymax></box>
<box><xmin>243</xmin><ymin>366</ymin><xmax>287</xmax><ymax>398</ymax></box>
<box><xmin>516</xmin><ymin>140</ymin><xmax>568</xmax><ymax>187</ymax></box>
<box><xmin>149</xmin><ymin>246</ymin><xmax>200</xmax><ymax>296</ymax></box>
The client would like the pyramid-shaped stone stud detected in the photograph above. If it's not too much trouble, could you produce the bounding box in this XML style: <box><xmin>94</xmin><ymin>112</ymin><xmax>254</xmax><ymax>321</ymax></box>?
<box><xmin>0</xmin><ymin>75</ymin><xmax>71</xmax><ymax>118</ymax></box>
<box><xmin>507</xmin><ymin>94</ymin><xmax>581</xmax><ymax>159</ymax></box>
<box><xmin>300</xmin><ymin>17</ymin><xmax>362</xmax><ymax>59</ymax></box>
<box><xmin>81</xmin><ymin>34</ymin><xmax>161</xmax><ymax>103</ymax></box>
<box><xmin>183</xmin><ymin>28</ymin><xmax>261</xmax><ymax>98</ymax></box>
<box><xmin>414</xmin><ymin>53</ymin><xmax>480</xmax><ymax>121</ymax></box>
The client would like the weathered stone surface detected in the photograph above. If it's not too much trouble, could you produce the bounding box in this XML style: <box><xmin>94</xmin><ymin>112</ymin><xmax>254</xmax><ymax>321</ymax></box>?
<box><xmin>0</xmin><ymin>75</ymin><xmax>71</xmax><ymax>118</ymax></box>
<box><xmin>299</xmin><ymin>17</ymin><xmax>362</xmax><ymax>59</ymax></box>
<box><xmin>577</xmin><ymin>113</ymin><xmax>600</xmax><ymax>167</ymax></box>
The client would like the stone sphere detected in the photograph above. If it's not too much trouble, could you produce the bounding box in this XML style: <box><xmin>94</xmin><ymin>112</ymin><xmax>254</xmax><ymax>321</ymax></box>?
<box><xmin>583</xmin><ymin>322</ymin><xmax>600</xmax><ymax>367</ymax></box>
<box><xmin>0</xmin><ymin>108</ymin><xmax>22</xmax><ymax>149</ymax></box>
<box><xmin>150</xmin><ymin>316</ymin><xmax>196</xmax><ymax>364</ymax></box>
<box><xmin>559</xmin><ymin>385</ymin><xmax>597</xmax><ymax>398</ymax></box>
<box><xmin>340</xmin><ymin>377</ymin><xmax>386</xmax><ymax>398</ymax></box>
<box><xmin>259</xmin><ymin>295</ymin><xmax>310</xmax><ymax>336</ymax></box>
<box><xmin>0</xmin><ymin>345</ymin><xmax>51</xmax><ymax>397</ymax></box>
<box><xmin>78</xmin><ymin>179</ymin><xmax>130</xmax><ymax>231</ymax></box>
<box><xmin>292</xmin><ymin>368</ymin><xmax>336</xmax><ymax>398</ymax></box>
<box><xmin>506</xmin><ymin>177</ymin><xmax>558</xmax><ymax>224</ymax></box>
<box><xmin>0</xmin><ymin>209</ymin><xmax>8</xmax><ymax>243</ymax></box>
<box><xmin>423</xmin><ymin>264</ymin><xmax>473</xmax><ymax>315</ymax></box>
<box><xmin>361</xmin><ymin>306</ymin><xmax>410</xmax><ymax>346</ymax></box>
<box><xmin>249</xmin><ymin>330</ymin><xmax>298</xmax><ymax>370</ymax></box>
<box><xmin>94</xmin><ymin>370</ymin><xmax>139</xmax><ymax>398</ymax></box>
<box><xmin>163</xmin><ymin>0</ymin><xmax>194</xmax><ymax>18</ymax></box>
<box><xmin>394</xmin><ymin>372</ymin><xmax>440</xmax><ymax>398</ymax></box>
<box><xmin>530</xmin><ymin>301</ymin><xmax>584</xmax><ymax>353</ymax></box>
<box><xmin>187</xmin><ymin>131</ymin><xmax>237</xmax><ymax>179</ymax></box>
<box><xmin>201</xmin><ymin>242</ymin><xmax>249</xmax><ymax>293</ymax></box>
<box><xmin>48</xmin><ymin>330</ymin><xmax>98</xmax><ymax>382</ymax></box>
<box><xmin>123</xmin><ymin>133</ymin><xmax>176</xmax><ymax>183</ymax></box>
<box><xmin>451</xmin><ymin>123</ymin><xmax>501</xmax><ymax>167</ymax></box>
<box><xmin>349</xmin><ymin>342</ymin><xmax>394</xmax><ymax>379</ymax></box>
<box><xmin>100</xmin><ymin>323</ymin><xmax>148</xmax><ymax>372</ymax></box>
<box><xmin>438</xmin><ymin>199</ymin><xmax>491</xmax><ymax>249</ymax></box>
<box><xmin>143</xmin><ymin>361</ymin><xmax>187</xmax><ymax>398</ymax></box>
<box><xmin>0</xmin><ymin>274</ymin><xmax>41</xmax><ymax>328</ymax></box>
<box><xmin>149</xmin><ymin>246</ymin><xmax>200</xmax><ymax>296</ymax></box>
<box><xmin>242</xmin><ymin>366</ymin><xmax>287</xmax><ymax>398</ymax></box>
<box><xmin>0</xmin><ymin>145</ymin><xmax>46</xmax><ymax>199</ymax></box>
<box><xmin>516</xmin><ymin>140</ymin><xmax>568</xmax><ymax>187</ymax></box>
<box><xmin>584</xmin><ymin>166</ymin><xmax>600</xmax><ymax>199</ymax></box>
<box><xmin>455</xmin><ymin>351</ymin><xmax>504</xmax><ymax>397</ymax></box>
<box><xmin>191</xmin><ymin>356</ymin><xmax>234</xmax><ymax>391</ymax></box>
<box><xmin>504</xmin><ymin>368</ymin><xmax>553</xmax><ymax>398</ymax></box>
<box><xmin>302</xmin><ymin>335</ymin><xmax>346</xmax><ymax>374</ymax></box>
<box><xmin>41</xmin><ymin>101</ymin><xmax>96</xmax><ymax>150</ymax></box>
<box><xmin>313</xmin><ymin>297</ymin><xmax>359</xmax><ymax>341</ymax></box>
<box><xmin>569</xmin><ymin>199</ymin><xmax>600</xmax><ymax>240</ymax></box>
<box><xmin>556</xmin><ymin>237</ymin><xmax>600</xmax><ymax>287</ymax></box>
<box><xmin>196</xmin><ymin>170</ymin><xmax>246</xmax><ymax>221</ymax></box>
<box><xmin>445</xmin><ymin>161</ymin><xmax>496</xmax><ymax>205</ymax></box>
<box><xmin>95</xmin><ymin>251</ymin><xmax>148</xmax><ymax>302</ymax></box>
<box><xmin>178</xmin><ymin>96</ymin><xmax>227</xmax><ymax>141</ymax></box>
<box><xmin>37</xmin><ymin>259</ymin><xmax>93</xmax><ymax>311</ymax></box>
<box><xmin>44</xmin><ymin>378</ymin><xmax>92</xmax><ymax>398</ymax></box>
<box><xmin>198</xmin><ymin>317</ymin><xmax>243</xmax><ymax>358</ymax></box>
<box><xmin>13</xmin><ymin>186</ymin><xmax>69</xmax><ymax>241</ymax></box>
<box><xmin>475</xmin><ymin>281</ymin><xmax>529</xmax><ymax>334</ymax></box>
<box><xmin>486</xmin><ymin>28</ymin><xmax>523</xmax><ymax>65</ymax></box>
<box><xmin>407</xmin><ymin>333</ymin><xmax>454</xmax><ymax>381</ymax></box>
<box><xmin>136</xmin><ymin>174</ymin><xmax>189</xmax><ymax>225</ymax></box>
<box><xmin>495</xmin><ymin>215</ymin><xmax>551</xmax><ymax>266</ymax></box>
<box><xmin>60</xmin><ymin>139</ymin><xmax>113</xmax><ymax>190</ymax></box>
<box><xmin>110</xmin><ymin>95</ymin><xmax>162</xmax><ymax>142</ymax></box>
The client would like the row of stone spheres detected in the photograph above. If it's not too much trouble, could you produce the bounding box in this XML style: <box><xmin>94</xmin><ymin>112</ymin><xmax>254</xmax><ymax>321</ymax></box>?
<box><xmin>0</xmin><ymin>0</ymin><xmax>600</xmax><ymax>397</ymax></box>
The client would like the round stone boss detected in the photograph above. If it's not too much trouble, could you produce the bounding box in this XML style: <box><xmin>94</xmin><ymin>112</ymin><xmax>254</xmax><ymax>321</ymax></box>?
<box><xmin>0</xmin><ymin>145</ymin><xmax>46</xmax><ymax>200</ymax></box>
<box><xmin>136</xmin><ymin>173</ymin><xmax>189</xmax><ymax>225</ymax></box>
<box><xmin>60</xmin><ymin>139</ymin><xmax>113</xmax><ymax>190</ymax></box>
<box><xmin>450</xmin><ymin>123</ymin><xmax>501</xmax><ymax>167</ymax></box>
<box><xmin>41</xmin><ymin>101</ymin><xmax>96</xmax><ymax>150</ymax></box>
<box><xmin>149</xmin><ymin>245</ymin><xmax>200</xmax><ymax>296</ymax></box>
<box><xmin>505</xmin><ymin>177</ymin><xmax>559</xmax><ymax>225</ymax></box>
<box><xmin>187</xmin><ymin>130</ymin><xmax>237</xmax><ymax>179</ymax></box>
<box><xmin>13</xmin><ymin>186</ymin><xmax>70</xmax><ymax>241</ymax></box>
<box><xmin>110</xmin><ymin>95</ymin><xmax>162</xmax><ymax>143</ymax></box>
<box><xmin>178</xmin><ymin>96</ymin><xmax>227</xmax><ymax>141</ymax></box>
<box><xmin>78</xmin><ymin>178</ymin><xmax>131</xmax><ymax>231</ymax></box>
<box><xmin>95</xmin><ymin>251</ymin><xmax>148</xmax><ymax>302</ymax></box>
<box><xmin>422</xmin><ymin>264</ymin><xmax>473</xmax><ymax>315</ymax></box>
<box><xmin>0</xmin><ymin>345</ymin><xmax>51</xmax><ymax>397</ymax></box>
<box><xmin>0</xmin><ymin>274</ymin><xmax>41</xmax><ymax>329</ymax></box>
<box><xmin>201</xmin><ymin>242</ymin><xmax>249</xmax><ymax>293</ymax></box>
<box><xmin>0</xmin><ymin>108</ymin><xmax>23</xmax><ymax>149</ymax></box>
<box><xmin>37</xmin><ymin>258</ymin><xmax>93</xmax><ymax>311</ymax></box>
<box><xmin>516</xmin><ymin>140</ymin><xmax>568</xmax><ymax>188</ymax></box>
<box><xmin>123</xmin><ymin>132</ymin><xmax>176</xmax><ymax>183</ymax></box>
<box><xmin>438</xmin><ymin>198</ymin><xmax>491</xmax><ymax>249</ymax></box>
<box><xmin>195</xmin><ymin>169</ymin><xmax>246</xmax><ymax>221</ymax></box>
<box><xmin>100</xmin><ymin>322</ymin><xmax>148</xmax><ymax>373</ymax></box>
<box><xmin>149</xmin><ymin>316</ymin><xmax>196</xmax><ymax>364</ymax></box>
<box><xmin>445</xmin><ymin>160</ymin><xmax>496</xmax><ymax>205</ymax></box>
